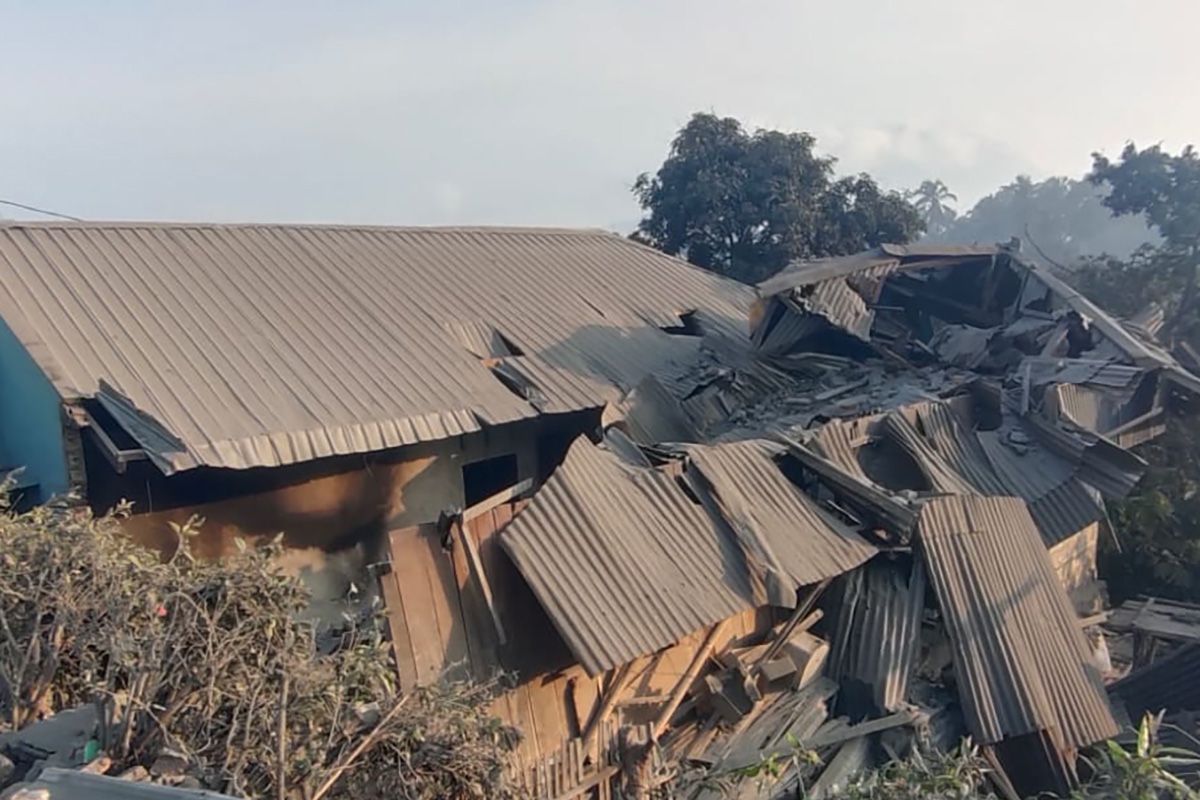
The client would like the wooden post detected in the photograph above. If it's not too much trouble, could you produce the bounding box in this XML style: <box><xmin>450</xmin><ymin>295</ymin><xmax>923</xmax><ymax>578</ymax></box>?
<box><xmin>581</xmin><ymin>662</ymin><xmax>635</xmax><ymax>755</ymax></box>
<box><xmin>651</xmin><ymin>619</ymin><xmax>729</xmax><ymax>740</ymax></box>
<box><xmin>755</xmin><ymin>580</ymin><xmax>829</xmax><ymax>676</ymax></box>
<box><xmin>455</xmin><ymin>521</ymin><xmax>507</xmax><ymax>645</ymax></box>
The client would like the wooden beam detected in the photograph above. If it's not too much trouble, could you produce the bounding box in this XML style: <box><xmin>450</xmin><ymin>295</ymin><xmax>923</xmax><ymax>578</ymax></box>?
<box><xmin>462</xmin><ymin>478</ymin><xmax>533</xmax><ymax>523</ymax></box>
<box><xmin>774</xmin><ymin>430</ymin><xmax>917</xmax><ymax>534</ymax></box>
<box><xmin>723</xmin><ymin>708</ymin><xmax>925</xmax><ymax>771</ymax></box>
<box><xmin>581</xmin><ymin>662</ymin><xmax>636</xmax><ymax>755</ymax></box>
<box><xmin>651</xmin><ymin>620</ymin><xmax>729</xmax><ymax>740</ymax></box>
<box><xmin>754</xmin><ymin>581</ymin><xmax>828</xmax><ymax>676</ymax></box>
<box><xmin>455</xmin><ymin>522</ymin><xmax>507</xmax><ymax>646</ymax></box>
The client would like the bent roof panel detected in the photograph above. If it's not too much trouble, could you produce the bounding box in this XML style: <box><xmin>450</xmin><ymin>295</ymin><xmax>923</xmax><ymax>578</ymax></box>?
<box><xmin>919</xmin><ymin>495</ymin><xmax>1117</xmax><ymax>749</ymax></box>
<box><xmin>500</xmin><ymin>437</ymin><xmax>755</xmax><ymax>674</ymax></box>
<box><xmin>0</xmin><ymin>223</ymin><xmax>753</xmax><ymax>472</ymax></box>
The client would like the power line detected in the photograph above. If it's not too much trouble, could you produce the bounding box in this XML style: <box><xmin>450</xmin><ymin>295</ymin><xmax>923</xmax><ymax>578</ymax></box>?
<box><xmin>0</xmin><ymin>198</ymin><xmax>82</xmax><ymax>222</ymax></box>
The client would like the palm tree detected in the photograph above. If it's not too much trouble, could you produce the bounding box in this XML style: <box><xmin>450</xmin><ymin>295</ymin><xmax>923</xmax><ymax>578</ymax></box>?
<box><xmin>906</xmin><ymin>180</ymin><xmax>958</xmax><ymax>237</ymax></box>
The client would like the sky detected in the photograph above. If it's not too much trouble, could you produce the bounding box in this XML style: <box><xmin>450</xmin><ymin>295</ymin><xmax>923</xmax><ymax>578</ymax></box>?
<box><xmin>2</xmin><ymin>1</ymin><xmax>1198</xmax><ymax>231</ymax></box>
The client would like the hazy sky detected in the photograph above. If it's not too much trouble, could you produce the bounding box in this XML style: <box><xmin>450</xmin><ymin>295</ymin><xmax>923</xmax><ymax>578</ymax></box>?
<box><xmin>2</xmin><ymin>1</ymin><xmax>1198</xmax><ymax>230</ymax></box>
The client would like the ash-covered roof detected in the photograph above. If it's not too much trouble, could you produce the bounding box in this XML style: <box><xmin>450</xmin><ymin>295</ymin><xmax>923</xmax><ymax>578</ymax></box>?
<box><xmin>0</xmin><ymin>222</ymin><xmax>752</xmax><ymax>473</ymax></box>
<box><xmin>500</xmin><ymin>436</ymin><xmax>875</xmax><ymax>674</ymax></box>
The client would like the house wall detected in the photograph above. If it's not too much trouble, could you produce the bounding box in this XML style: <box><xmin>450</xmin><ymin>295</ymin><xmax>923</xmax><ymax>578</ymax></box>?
<box><xmin>0</xmin><ymin>317</ymin><xmax>69</xmax><ymax>502</ymax></box>
<box><xmin>1049</xmin><ymin>521</ymin><xmax>1102</xmax><ymax>614</ymax></box>
<box><xmin>117</xmin><ymin>414</ymin><xmax>590</xmax><ymax>626</ymax></box>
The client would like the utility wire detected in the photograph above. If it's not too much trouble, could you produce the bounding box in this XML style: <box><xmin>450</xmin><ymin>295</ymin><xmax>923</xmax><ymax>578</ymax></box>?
<box><xmin>0</xmin><ymin>198</ymin><xmax>83</xmax><ymax>222</ymax></box>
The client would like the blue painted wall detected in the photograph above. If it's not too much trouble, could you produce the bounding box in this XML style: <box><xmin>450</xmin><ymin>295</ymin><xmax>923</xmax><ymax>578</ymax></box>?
<box><xmin>0</xmin><ymin>318</ymin><xmax>68</xmax><ymax>501</ymax></box>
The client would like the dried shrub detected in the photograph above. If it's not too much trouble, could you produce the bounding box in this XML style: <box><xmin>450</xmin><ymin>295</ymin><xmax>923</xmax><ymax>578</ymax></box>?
<box><xmin>0</xmin><ymin>485</ymin><xmax>520</xmax><ymax>799</ymax></box>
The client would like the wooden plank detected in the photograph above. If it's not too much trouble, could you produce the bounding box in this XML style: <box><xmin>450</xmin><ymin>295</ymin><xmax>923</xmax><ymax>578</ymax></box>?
<box><xmin>463</xmin><ymin>478</ymin><xmax>533</xmax><ymax>522</ymax></box>
<box><xmin>447</xmin><ymin>520</ymin><xmax>500</xmax><ymax>680</ymax></box>
<box><xmin>457</xmin><ymin>519</ymin><xmax>508</xmax><ymax>645</ymax></box>
<box><xmin>518</xmin><ymin>683</ymin><xmax>545</xmax><ymax>765</ymax></box>
<box><xmin>528</xmin><ymin>675</ymin><xmax>571</xmax><ymax>757</ymax></box>
<box><xmin>419</xmin><ymin>525</ymin><xmax>473</xmax><ymax>682</ymax></box>
<box><xmin>379</xmin><ymin>567</ymin><xmax>418</xmax><ymax>689</ymax></box>
<box><xmin>567</xmin><ymin>672</ymin><xmax>599</xmax><ymax>737</ymax></box>
<box><xmin>549</xmin><ymin>764</ymin><xmax>620</xmax><ymax>800</ymax></box>
<box><xmin>653</xmin><ymin>620</ymin><xmax>729</xmax><ymax>739</ymax></box>
<box><xmin>388</xmin><ymin>527</ymin><xmax>445</xmax><ymax>684</ymax></box>
<box><xmin>723</xmin><ymin>708</ymin><xmax>925</xmax><ymax>770</ymax></box>
<box><xmin>582</xmin><ymin>663</ymin><xmax>636</xmax><ymax>755</ymax></box>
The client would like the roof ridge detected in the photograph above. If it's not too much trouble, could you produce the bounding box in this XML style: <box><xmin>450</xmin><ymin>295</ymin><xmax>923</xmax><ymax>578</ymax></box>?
<box><xmin>0</xmin><ymin>220</ymin><xmax>620</xmax><ymax>236</ymax></box>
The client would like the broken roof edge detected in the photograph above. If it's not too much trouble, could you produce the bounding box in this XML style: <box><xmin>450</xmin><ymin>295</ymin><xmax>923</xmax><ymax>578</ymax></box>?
<box><xmin>498</xmin><ymin>435</ymin><xmax>758</xmax><ymax>674</ymax></box>
<box><xmin>753</xmin><ymin>242</ymin><xmax>1200</xmax><ymax>396</ymax></box>
<box><xmin>755</xmin><ymin>243</ymin><xmax>1000</xmax><ymax>298</ymax></box>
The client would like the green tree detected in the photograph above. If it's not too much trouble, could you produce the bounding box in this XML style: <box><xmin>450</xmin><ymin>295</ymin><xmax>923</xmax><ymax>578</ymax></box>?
<box><xmin>906</xmin><ymin>179</ymin><xmax>958</xmax><ymax>238</ymax></box>
<box><xmin>632</xmin><ymin>113</ymin><xmax>923</xmax><ymax>284</ymax></box>
<box><xmin>1090</xmin><ymin>143</ymin><xmax>1200</xmax><ymax>342</ymax></box>
<box><xmin>1064</xmin><ymin>143</ymin><xmax>1200</xmax><ymax>606</ymax></box>
<box><xmin>931</xmin><ymin>175</ymin><xmax>1158</xmax><ymax>267</ymax></box>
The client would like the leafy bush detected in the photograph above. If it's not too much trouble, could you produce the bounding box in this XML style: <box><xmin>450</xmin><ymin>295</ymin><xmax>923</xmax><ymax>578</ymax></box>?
<box><xmin>0</xmin><ymin>484</ymin><xmax>519</xmax><ymax>799</ymax></box>
<box><xmin>830</xmin><ymin>742</ymin><xmax>995</xmax><ymax>800</ymax></box>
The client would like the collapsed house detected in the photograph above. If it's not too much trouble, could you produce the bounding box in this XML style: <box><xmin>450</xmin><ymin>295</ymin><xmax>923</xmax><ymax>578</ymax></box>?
<box><xmin>1</xmin><ymin>225</ymin><xmax>1198</xmax><ymax>798</ymax></box>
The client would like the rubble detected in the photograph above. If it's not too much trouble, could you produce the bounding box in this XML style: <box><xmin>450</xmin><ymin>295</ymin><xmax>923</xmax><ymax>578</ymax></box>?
<box><xmin>4</xmin><ymin>237</ymin><xmax>1200</xmax><ymax>798</ymax></box>
<box><xmin>483</xmin><ymin>242</ymin><xmax>1200</xmax><ymax>797</ymax></box>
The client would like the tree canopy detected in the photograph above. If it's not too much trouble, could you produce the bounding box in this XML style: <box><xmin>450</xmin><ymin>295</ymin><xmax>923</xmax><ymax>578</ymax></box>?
<box><xmin>632</xmin><ymin>113</ymin><xmax>923</xmax><ymax>284</ymax></box>
<box><xmin>1060</xmin><ymin>143</ymin><xmax>1200</xmax><ymax>605</ymax></box>
<box><xmin>924</xmin><ymin>175</ymin><xmax>1158</xmax><ymax>267</ymax></box>
<box><xmin>906</xmin><ymin>179</ymin><xmax>958</xmax><ymax>238</ymax></box>
<box><xmin>1088</xmin><ymin>143</ymin><xmax>1200</xmax><ymax>342</ymax></box>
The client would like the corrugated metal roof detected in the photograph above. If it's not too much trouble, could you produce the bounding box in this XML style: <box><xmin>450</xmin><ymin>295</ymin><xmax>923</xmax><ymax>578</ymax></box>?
<box><xmin>806</xmin><ymin>401</ymin><xmax>1100</xmax><ymax>546</ymax></box>
<box><xmin>0</xmin><ymin>222</ymin><xmax>753</xmax><ymax>472</ymax></box>
<box><xmin>1022</xmin><ymin>265</ymin><xmax>1175</xmax><ymax>368</ymax></box>
<box><xmin>1019</xmin><ymin>357</ymin><xmax>1145</xmax><ymax>394</ymax></box>
<box><xmin>909</xmin><ymin>403</ymin><xmax>1010</xmax><ymax>495</ymax></box>
<box><xmin>803</xmin><ymin>278</ymin><xmax>874</xmax><ymax>340</ymax></box>
<box><xmin>828</xmin><ymin>555</ymin><xmax>925</xmax><ymax>714</ymax></box>
<box><xmin>1023</xmin><ymin>413</ymin><xmax>1146</xmax><ymax>498</ymax></box>
<box><xmin>975</xmin><ymin>428</ymin><xmax>1105</xmax><ymax>546</ymax></box>
<box><xmin>880</xmin><ymin>412</ymin><xmax>978</xmax><ymax>495</ymax></box>
<box><xmin>756</xmin><ymin>250</ymin><xmax>901</xmax><ymax>298</ymax></box>
<box><xmin>685</xmin><ymin>440</ymin><xmax>877</xmax><ymax>590</ymax></box>
<box><xmin>500</xmin><ymin>436</ymin><xmax>755</xmax><ymax>675</ymax></box>
<box><xmin>918</xmin><ymin>495</ymin><xmax>1117</xmax><ymax>749</ymax></box>
<box><xmin>1110</xmin><ymin>643</ymin><xmax>1200</xmax><ymax>720</ymax></box>
<box><xmin>808</xmin><ymin>416</ymin><xmax>874</xmax><ymax>482</ymax></box>
<box><xmin>878</xmin><ymin>243</ymin><xmax>1001</xmax><ymax>259</ymax></box>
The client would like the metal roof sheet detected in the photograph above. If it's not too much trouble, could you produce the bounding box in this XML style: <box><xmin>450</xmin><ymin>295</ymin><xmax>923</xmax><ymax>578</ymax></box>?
<box><xmin>500</xmin><ymin>437</ymin><xmax>755</xmax><ymax>675</ymax></box>
<box><xmin>755</xmin><ymin>250</ymin><xmax>900</xmax><ymax>298</ymax></box>
<box><xmin>918</xmin><ymin>495</ymin><xmax>1117</xmax><ymax>749</ymax></box>
<box><xmin>756</xmin><ymin>244</ymin><xmax>996</xmax><ymax>299</ymax></box>
<box><xmin>828</xmin><ymin>555</ymin><xmax>925</xmax><ymax>714</ymax></box>
<box><xmin>25</xmin><ymin>767</ymin><xmax>239</xmax><ymax>799</ymax></box>
<box><xmin>1110</xmin><ymin>643</ymin><xmax>1200</xmax><ymax>720</ymax></box>
<box><xmin>0</xmin><ymin>223</ymin><xmax>753</xmax><ymax>472</ymax></box>
<box><xmin>685</xmin><ymin>440</ymin><xmax>877</xmax><ymax>590</ymax></box>
<box><xmin>1023</xmin><ymin>265</ymin><xmax>1175</xmax><ymax>368</ymax></box>
<box><xmin>1022</xmin><ymin>413</ymin><xmax>1146</xmax><ymax>498</ymax></box>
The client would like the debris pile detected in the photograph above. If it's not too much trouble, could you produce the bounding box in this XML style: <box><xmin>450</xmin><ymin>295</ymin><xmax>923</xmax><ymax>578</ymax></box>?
<box><xmin>487</xmin><ymin>243</ymin><xmax>1200</xmax><ymax>798</ymax></box>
